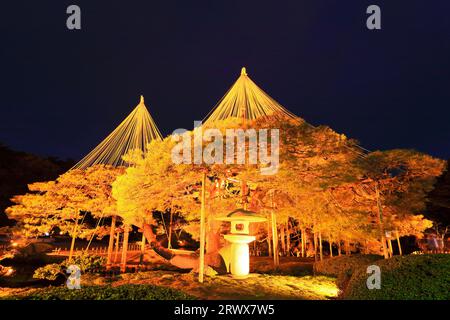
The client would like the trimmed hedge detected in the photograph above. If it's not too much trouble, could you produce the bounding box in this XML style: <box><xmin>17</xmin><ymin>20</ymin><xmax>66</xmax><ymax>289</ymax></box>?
<box><xmin>314</xmin><ymin>255</ymin><xmax>382</xmax><ymax>289</ymax></box>
<box><xmin>6</xmin><ymin>284</ymin><xmax>195</xmax><ymax>300</ymax></box>
<box><xmin>314</xmin><ymin>255</ymin><xmax>382</xmax><ymax>276</ymax></box>
<box><xmin>343</xmin><ymin>254</ymin><xmax>450</xmax><ymax>300</ymax></box>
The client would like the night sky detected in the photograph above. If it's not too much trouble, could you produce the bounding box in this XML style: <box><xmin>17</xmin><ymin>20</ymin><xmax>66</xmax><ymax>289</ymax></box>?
<box><xmin>1</xmin><ymin>1</ymin><xmax>449</xmax><ymax>161</ymax></box>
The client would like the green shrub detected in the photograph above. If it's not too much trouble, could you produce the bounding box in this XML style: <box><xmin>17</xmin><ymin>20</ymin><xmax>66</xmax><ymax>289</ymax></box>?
<box><xmin>33</xmin><ymin>253</ymin><xmax>105</xmax><ymax>281</ymax></box>
<box><xmin>8</xmin><ymin>284</ymin><xmax>195</xmax><ymax>300</ymax></box>
<box><xmin>62</xmin><ymin>252</ymin><xmax>106</xmax><ymax>273</ymax></box>
<box><xmin>314</xmin><ymin>254</ymin><xmax>382</xmax><ymax>288</ymax></box>
<box><xmin>314</xmin><ymin>254</ymin><xmax>384</xmax><ymax>277</ymax></box>
<box><xmin>343</xmin><ymin>254</ymin><xmax>450</xmax><ymax>300</ymax></box>
<box><xmin>33</xmin><ymin>264</ymin><xmax>64</xmax><ymax>281</ymax></box>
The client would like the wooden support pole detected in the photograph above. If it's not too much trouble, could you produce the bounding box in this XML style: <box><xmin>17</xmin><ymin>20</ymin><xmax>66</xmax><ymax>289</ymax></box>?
<box><xmin>329</xmin><ymin>241</ymin><xmax>333</xmax><ymax>258</ymax></box>
<box><xmin>106</xmin><ymin>215</ymin><xmax>116</xmax><ymax>270</ymax></box>
<box><xmin>68</xmin><ymin>216</ymin><xmax>79</xmax><ymax>263</ymax></box>
<box><xmin>270</xmin><ymin>192</ymin><xmax>279</xmax><ymax>267</ymax></box>
<box><xmin>338</xmin><ymin>240</ymin><xmax>342</xmax><ymax>256</ymax></box>
<box><xmin>396</xmin><ymin>230</ymin><xmax>403</xmax><ymax>256</ymax></box>
<box><xmin>114</xmin><ymin>231</ymin><xmax>120</xmax><ymax>264</ymax></box>
<box><xmin>388</xmin><ymin>238</ymin><xmax>394</xmax><ymax>257</ymax></box>
<box><xmin>198</xmin><ymin>172</ymin><xmax>206</xmax><ymax>283</ymax></box>
<box><xmin>120</xmin><ymin>225</ymin><xmax>130</xmax><ymax>273</ymax></box>
<box><xmin>141</xmin><ymin>232</ymin><xmax>146</xmax><ymax>252</ymax></box>
<box><xmin>168</xmin><ymin>210</ymin><xmax>173</xmax><ymax>249</ymax></box>
<box><xmin>267</xmin><ymin>219</ymin><xmax>272</xmax><ymax>257</ymax></box>
<box><xmin>271</xmin><ymin>210</ymin><xmax>279</xmax><ymax>268</ymax></box>
<box><xmin>301</xmin><ymin>228</ymin><xmax>306</xmax><ymax>258</ymax></box>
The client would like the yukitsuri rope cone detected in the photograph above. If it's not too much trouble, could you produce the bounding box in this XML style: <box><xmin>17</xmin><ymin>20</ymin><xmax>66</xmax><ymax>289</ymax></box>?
<box><xmin>72</xmin><ymin>95</ymin><xmax>162</xmax><ymax>170</ymax></box>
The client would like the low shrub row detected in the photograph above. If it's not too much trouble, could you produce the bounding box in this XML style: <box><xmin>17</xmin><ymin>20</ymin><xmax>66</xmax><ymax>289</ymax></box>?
<box><xmin>6</xmin><ymin>284</ymin><xmax>195</xmax><ymax>300</ymax></box>
<box><xmin>344</xmin><ymin>254</ymin><xmax>450</xmax><ymax>300</ymax></box>
<box><xmin>313</xmin><ymin>254</ymin><xmax>382</xmax><ymax>289</ymax></box>
<box><xmin>313</xmin><ymin>254</ymin><xmax>382</xmax><ymax>276</ymax></box>
<box><xmin>314</xmin><ymin>254</ymin><xmax>450</xmax><ymax>300</ymax></box>
<box><xmin>33</xmin><ymin>252</ymin><xmax>106</xmax><ymax>281</ymax></box>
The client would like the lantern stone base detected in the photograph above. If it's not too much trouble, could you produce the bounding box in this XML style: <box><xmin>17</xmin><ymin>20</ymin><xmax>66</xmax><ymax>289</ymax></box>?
<box><xmin>224</xmin><ymin>234</ymin><xmax>255</xmax><ymax>278</ymax></box>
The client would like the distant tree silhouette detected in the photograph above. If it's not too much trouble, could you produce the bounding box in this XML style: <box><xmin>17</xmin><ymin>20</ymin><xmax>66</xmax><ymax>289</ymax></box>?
<box><xmin>0</xmin><ymin>143</ymin><xmax>74</xmax><ymax>227</ymax></box>
<box><xmin>426</xmin><ymin>159</ymin><xmax>450</xmax><ymax>226</ymax></box>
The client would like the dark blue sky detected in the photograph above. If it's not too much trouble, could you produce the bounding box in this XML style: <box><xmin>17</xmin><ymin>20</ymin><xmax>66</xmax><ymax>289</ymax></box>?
<box><xmin>1</xmin><ymin>1</ymin><xmax>449</xmax><ymax>161</ymax></box>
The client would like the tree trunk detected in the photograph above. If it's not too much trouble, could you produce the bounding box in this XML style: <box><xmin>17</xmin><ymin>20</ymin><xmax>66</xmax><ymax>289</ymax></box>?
<box><xmin>313</xmin><ymin>232</ymin><xmax>318</xmax><ymax>263</ymax></box>
<box><xmin>68</xmin><ymin>217</ymin><xmax>79</xmax><ymax>263</ymax></box>
<box><xmin>106</xmin><ymin>215</ymin><xmax>116</xmax><ymax>270</ymax></box>
<box><xmin>114</xmin><ymin>231</ymin><xmax>120</xmax><ymax>264</ymax></box>
<box><xmin>396</xmin><ymin>230</ymin><xmax>403</xmax><ymax>256</ymax></box>
<box><xmin>319</xmin><ymin>231</ymin><xmax>323</xmax><ymax>261</ymax></box>
<box><xmin>280</xmin><ymin>225</ymin><xmax>286</xmax><ymax>256</ymax></box>
<box><xmin>338</xmin><ymin>240</ymin><xmax>342</xmax><ymax>256</ymax></box>
<box><xmin>375</xmin><ymin>185</ymin><xmax>389</xmax><ymax>259</ymax></box>
<box><xmin>301</xmin><ymin>228</ymin><xmax>306</xmax><ymax>258</ymax></box>
<box><xmin>138</xmin><ymin>231</ymin><xmax>146</xmax><ymax>269</ymax></box>
<box><xmin>345</xmin><ymin>240</ymin><xmax>351</xmax><ymax>256</ymax></box>
<box><xmin>286</xmin><ymin>221</ymin><xmax>291</xmax><ymax>256</ymax></box>
<box><xmin>142</xmin><ymin>223</ymin><xmax>157</xmax><ymax>244</ymax></box>
<box><xmin>168</xmin><ymin>210</ymin><xmax>173</xmax><ymax>249</ymax></box>
<box><xmin>120</xmin><ymin>225</ymin><xmax>130</xmax><ymax>273</ymax></box>
<box><xmin>205</xmin><ymin>218</ymin><xmax>222</xmax><ymax>268</ymax></box>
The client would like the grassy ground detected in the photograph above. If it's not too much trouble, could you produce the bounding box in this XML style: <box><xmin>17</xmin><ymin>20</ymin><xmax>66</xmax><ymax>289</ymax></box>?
<box><xmin>103</xmin><ymin>271</ymin><xmax>338</xmax><ymax>300</ymax></box>
<box><xmin>0</xmin><ymin>256</ymin><xmax>338</xmax><ymax>300</ymax></box>
<box><xmin>0</xmin><ymin>271</ymin><xmax>337</xmax><ymax>300</ymax></box>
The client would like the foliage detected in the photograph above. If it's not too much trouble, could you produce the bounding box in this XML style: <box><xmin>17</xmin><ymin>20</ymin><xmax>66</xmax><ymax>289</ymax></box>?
<box><xmin>33</xmin><ymin>264</ymin><xmax>63</xmax><ymax>281</ymax></box>
<box><xmin>6</xmin><ymin>165</ymin><xmax>124</xmax><ymax>238</ymax></box>
<box><xmin>7</xmin><ymin>284</ymin><xmax>195</xmax><ymax>300</ymax></box>
<box><xmin>33</xmin><ymin>252</ymin><xmax>105</xmax><ymax>281</ymax></box>
<box><xmin>112</xmin><ymin>139</ymin><xmax>202</xmax><ymax>229</ymax></box>
<box><xmin>343</xmin><ymin>254</ymin><xmax>450</xmax><ymax>300</ymax></box>
<box><xmin>62</xmin><ymin>252</ymin><xmax>106</xmax><ymax>273</ymax></box>
<box><xmin>111</xmin><ymin>114</ymin><xmax>445</xmax><ymax>257</ymax></box>
<box><xmin>6</xmin><ymin>109</ymin><xmax>445</xmax><ymax>262</ymax></box>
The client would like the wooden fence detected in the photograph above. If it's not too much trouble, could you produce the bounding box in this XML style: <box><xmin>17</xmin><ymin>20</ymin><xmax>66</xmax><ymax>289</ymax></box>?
<box><xmin>51</xmin><ymin>243</ymin><xmax>143</xmax><ymax>255</ymax></box>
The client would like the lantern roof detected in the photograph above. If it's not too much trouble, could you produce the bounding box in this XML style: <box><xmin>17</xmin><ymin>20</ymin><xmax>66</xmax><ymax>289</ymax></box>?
<box><xmin>216</xmin><ymin>208</ymin><xmax>267</xmax><ymax>222</ymax></box>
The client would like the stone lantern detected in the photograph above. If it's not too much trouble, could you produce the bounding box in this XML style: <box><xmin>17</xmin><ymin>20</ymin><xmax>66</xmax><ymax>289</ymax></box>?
<box><xmin>216</xmin><ymin>209</ymin><xmax>266</xmax><ymax>278</ymax></box>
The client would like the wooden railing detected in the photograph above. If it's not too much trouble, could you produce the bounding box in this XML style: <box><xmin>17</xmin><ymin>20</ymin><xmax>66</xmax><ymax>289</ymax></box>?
<box><xmin>50</xmin><ymin>243</ymin><xmax>143</xmax><ymax>255</ymax></box>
